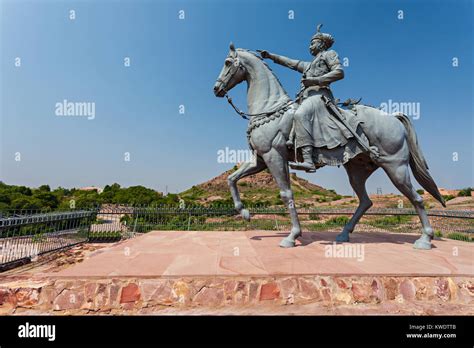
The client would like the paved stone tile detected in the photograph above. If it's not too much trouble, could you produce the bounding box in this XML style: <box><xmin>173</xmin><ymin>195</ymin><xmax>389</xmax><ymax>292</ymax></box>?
<box><xmin>45</xmin><ymin>230</ymin><xmax>473</xmax><ymax>278</ymax></box>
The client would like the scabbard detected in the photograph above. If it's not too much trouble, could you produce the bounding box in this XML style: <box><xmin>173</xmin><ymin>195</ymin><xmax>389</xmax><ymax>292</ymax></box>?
<box><xmin>321</xmin><ymin>95</ymin><xmax>374</xmax><ymax>155</ymax></box>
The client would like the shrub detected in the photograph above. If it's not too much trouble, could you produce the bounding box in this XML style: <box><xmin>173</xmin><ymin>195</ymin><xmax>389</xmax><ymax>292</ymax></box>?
<box><xmin>88</xmin><ymin>231</ymin><xmax>122</xmax><ymax>242</ymax></box>
<box><xmin>446</xmin><ymin>232</ymin><xmax>472</xmax><ymax>242</ymax></box>
<box><xmin>442</xmin><ymin>195</ymin><xmax>455</xmax><ymax>202</ymax></box>
<box><xmin>369</xmin><ymin>215</ymin><xmax>412</xmax><ymax>227</ymax></box>
<box><xmin>306</xmin><ymin>216</ymin><xmax>349</xmax><ymax>231</ymax></box>
<box><xmin>327</xmin><ymin>216</ymin><xmax>350</xmax><ymax>225</ymax></box>
<box><xmin>458</xmin><ymin>188</ymin><xmax>472</xmax><ymax>197</ymax></box>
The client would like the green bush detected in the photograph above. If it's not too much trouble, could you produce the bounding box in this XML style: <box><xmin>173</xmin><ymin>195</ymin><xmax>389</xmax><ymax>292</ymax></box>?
<box><xmin>327</xmin><ymin>216</ymin><xmax>350</xmax><ymax>225</ymax></box>
<box><xmin>446</xmin><ymin>232</ymin><xmax>473</xmax><ymax>242</ymax></box>
<box><xmin>88</xmin><ymin>231</ymin><xmax>122</xmax><ymax>242</ymax></box>
<box><xmin>208</xmin><ymin>198</ymin><xmax>234</xmax><ymax>207</ymax></box>
<box><xmin>306</xmin><ymin>216</ymin><xmax>349</xmax><ymax>231</ymax></box>
<box><xmin>443</xmin><ymin>195</ymin><xmax>455</xmax><ymax>202</ymax></box>
<box><xmin>369</xmin><ymin>215</ymin><xmax>412</xmax><ymax>227</ymax></box>
<box><xmin>458</xmin><ymin>188</ymin><xmax>472</xmax><ymax>197</ymax></box>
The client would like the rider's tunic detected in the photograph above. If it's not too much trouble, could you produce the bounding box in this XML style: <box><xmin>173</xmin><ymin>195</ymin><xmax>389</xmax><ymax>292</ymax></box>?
<box><xmin>275</xmin><ymin>50</ymin><xmax>353</xmax><ymax>149</ymax></box>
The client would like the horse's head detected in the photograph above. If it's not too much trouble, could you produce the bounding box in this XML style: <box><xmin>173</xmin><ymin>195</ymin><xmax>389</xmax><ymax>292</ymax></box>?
<box><xmin>213</xmin><ymin>42</ymin><xmax>247</xmax><ymax>97</ymax></box>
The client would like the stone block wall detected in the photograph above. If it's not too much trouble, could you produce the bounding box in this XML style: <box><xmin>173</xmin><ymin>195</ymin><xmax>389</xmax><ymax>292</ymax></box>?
<box><xmin>0</xmin><ymin>276</ymin><xmax>472</xmax><ymax>315</ymax></box>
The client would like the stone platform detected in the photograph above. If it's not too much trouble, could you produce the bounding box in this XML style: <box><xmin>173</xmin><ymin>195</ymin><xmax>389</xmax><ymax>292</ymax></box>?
<box><xmin>0</xmin><ymin>230</ymin><xmax>473</xmax><ymax>314</ymax></box>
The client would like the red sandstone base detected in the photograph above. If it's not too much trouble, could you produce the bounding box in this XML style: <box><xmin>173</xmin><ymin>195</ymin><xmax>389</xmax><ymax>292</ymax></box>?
<box><xmin>0</xmin><ymin>230</ymin><xmax>472</xmax><ymax>315</ymax></box>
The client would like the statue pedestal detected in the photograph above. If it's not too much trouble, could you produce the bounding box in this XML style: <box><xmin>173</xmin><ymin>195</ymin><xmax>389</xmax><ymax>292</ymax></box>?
<box><xmin>1</xmin><ymin>230</ymin><xmax>472</xmax><ymax>314</ymax></box>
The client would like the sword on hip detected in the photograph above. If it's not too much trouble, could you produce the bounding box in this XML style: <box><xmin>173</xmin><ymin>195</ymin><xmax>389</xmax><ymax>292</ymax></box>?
<box><xmin>321</xmin><ymin>95</ymin><xmax>379</xmax><ymax>159</ymax></box>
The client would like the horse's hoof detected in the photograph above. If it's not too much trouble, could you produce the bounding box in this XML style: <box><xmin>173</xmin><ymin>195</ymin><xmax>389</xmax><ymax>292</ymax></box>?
<box><xmin>336</xmin><ymin>232</ymin><xmax>349</xmax><ymax>243</ymax></box>
<box><xmin>241</xmin><ymin>209</ymin><xmax>251</xmax><ymax>221</ymax></box>
<box><xmin>413</xmin><ymin>237</ymin><xmax>432</xmax><ymax>250</ymax></box>
<box><xmin>279</xmin><ymin>238</ymin><xmax>295</xmax><ymax>248</ymax></box>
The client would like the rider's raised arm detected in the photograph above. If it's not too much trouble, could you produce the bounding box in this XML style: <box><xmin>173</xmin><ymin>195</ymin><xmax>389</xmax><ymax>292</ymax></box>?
<box><xmin>269</xmin><ymin>53</ymin><xmax>309</xmax><ymax>73</ymax></box>
<box><xmin>318</xmin><ymin>50</ymin><xmax>344</xmax><ymax>86</ymax></box>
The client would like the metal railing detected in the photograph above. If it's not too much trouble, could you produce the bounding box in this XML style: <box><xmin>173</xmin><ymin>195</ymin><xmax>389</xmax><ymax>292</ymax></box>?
<box><xmin>1</xmin><ymin>205</ymin><xmax>472</xmax><ymax>271</ymax></box>
<box><xmin>0</xmin><ymin>210</ymin><xmax>95</xmax><ymax>271</ymax></box>
<box><xmin>88</xmin><ymin>205</ymin><xmax>474</xmax><ymax>237</ymax></box>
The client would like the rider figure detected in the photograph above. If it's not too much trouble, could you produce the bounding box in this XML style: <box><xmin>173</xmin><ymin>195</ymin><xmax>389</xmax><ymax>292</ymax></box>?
<box><xmin>260</xmin><ymin>24</ymin><xmax>344</xmax><ymax>172</ymax></box>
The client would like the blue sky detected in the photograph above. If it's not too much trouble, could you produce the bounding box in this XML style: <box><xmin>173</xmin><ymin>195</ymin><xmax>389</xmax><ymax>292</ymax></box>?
<box><xmin>1</xmin><ymin>0</ymin><xmax>472</xmax><ymax>195</ymax></box>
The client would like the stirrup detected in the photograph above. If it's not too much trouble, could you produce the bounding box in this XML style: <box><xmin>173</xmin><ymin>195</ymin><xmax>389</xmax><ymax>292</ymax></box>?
<box><xmin>289</xmin><ymin>161</ymin><xmax>316</xmax><ymax>173</ymax></box>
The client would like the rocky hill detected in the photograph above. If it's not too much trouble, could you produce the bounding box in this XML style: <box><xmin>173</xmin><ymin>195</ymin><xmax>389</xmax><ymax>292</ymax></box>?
<box><xmin>180</xmin><ymin>166</ymin><xmax>343</xmax><ymax>206</ymax></box>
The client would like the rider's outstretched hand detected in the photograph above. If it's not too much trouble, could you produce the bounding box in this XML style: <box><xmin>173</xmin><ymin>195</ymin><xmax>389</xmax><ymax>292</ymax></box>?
<box><xmin>257</xmin><ymin>50</ymin><xmax>271</xmax><ymax>59</ymax></box>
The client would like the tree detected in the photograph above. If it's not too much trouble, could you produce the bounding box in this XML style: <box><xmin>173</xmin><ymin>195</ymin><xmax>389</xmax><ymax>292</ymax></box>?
<box><xmin>38</xmin><ymin>185</ymin><xmax>51</xmax><ymax>192</ymax></box>
<box><xmin>33</xmin><ymin>191</ymin><xmax>59</xmax><ymax>209</ymax></box>
<box><xmin>0</xmin><ymin>192</ymin><xmax>11</xmax><ymax>204</ymax></box>
<box><xmin>11</xmin><ymin>197</ymin><xmax>43</xmax><ymax>210</ymax></box>
<box><xmin>113</xmin><ymin>186</ymin><xmax>161</xmax><ymax>205</ymax></box>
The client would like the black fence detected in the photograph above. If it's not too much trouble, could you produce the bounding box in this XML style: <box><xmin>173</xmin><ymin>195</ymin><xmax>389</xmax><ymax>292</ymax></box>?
<box><xmin>92</xmin><ymin>206</ymin><xmax>473</xmax><ymax>239</ymax></box>
<box><xmin>1</xmin><ymin>206</ymin><xmax>473</xmax><ymax>271</ymax></box>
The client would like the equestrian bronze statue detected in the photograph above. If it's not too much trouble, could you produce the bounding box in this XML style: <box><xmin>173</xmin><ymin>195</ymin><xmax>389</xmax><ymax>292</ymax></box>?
<box><xmin>213</xmin><ymin>25</ymin><xmax>445</xmax><ymax>250</ymax></box>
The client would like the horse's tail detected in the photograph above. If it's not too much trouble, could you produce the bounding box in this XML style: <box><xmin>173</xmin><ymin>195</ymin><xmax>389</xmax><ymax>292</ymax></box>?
<box><xmin>395</xmin><ymin>114</ymin><xmax>446</xmax><ymax>207</ymax></box>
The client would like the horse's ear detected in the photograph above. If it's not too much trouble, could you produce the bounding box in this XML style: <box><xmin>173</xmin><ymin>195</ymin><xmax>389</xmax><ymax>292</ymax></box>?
<box><xmin>229</xmin><ymin>42</ymin><xmax>237</xmax><ymax>57</ymax></box>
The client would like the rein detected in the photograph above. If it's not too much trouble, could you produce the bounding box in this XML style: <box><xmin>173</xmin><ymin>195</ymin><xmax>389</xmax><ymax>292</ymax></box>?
<box><xmin>223</xmin><ymin>90</ymin><xmax>292</xmax><ymax>120</ymax></box>
<box><xmin>216</xmin><ymin>53</ymin><xmax>292</xmax><ymax>120</ymax></box>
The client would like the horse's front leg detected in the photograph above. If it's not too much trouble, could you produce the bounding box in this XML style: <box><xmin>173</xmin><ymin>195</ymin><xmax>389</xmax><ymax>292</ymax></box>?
<box><xmin>261</xmin><ymin>147</ymin><xmax>302</xmax><ymax>248</ymax></box>
<box><xmin>227</xmin><ymin>155</ymin><xmax>267</xmax><ymax>221</ymax></box>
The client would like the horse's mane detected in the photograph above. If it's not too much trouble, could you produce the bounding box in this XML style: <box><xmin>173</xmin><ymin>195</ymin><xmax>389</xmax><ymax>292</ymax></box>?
<box><xmin>236</xmin><ymin>48</ymin><xmax>287</xmax><ymax>90</ymax></box>
<box><xmin>236</xmin><ymin>48</ymin><xmax>273</xmax><ymax>71</ymax></box>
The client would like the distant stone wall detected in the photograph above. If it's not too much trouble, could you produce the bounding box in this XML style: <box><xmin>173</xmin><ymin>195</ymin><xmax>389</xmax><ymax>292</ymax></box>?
<box><xmin>0</xmin><ymin>275</ymin><xmax>472</xmax><ymax>315</ymax></box>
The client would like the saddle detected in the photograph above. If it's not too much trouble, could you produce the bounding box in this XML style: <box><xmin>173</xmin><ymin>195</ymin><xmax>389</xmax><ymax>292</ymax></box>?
<box><xmin>336</xmin><ymin>97</ymin><xmax>362</xmax><ymax>109</ymax></box>
<box><xmin>286</xmin><ymin>96</ymin><xmax>377</xmax><ymax>167</ymax></box>
<box><xmin>287</xmin><ymin>98</ymin><xmax>362</xmax><ymax>148</ymax></box>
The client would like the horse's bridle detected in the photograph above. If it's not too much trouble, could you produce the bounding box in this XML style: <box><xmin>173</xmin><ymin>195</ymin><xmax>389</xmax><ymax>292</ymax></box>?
<box><xmin>217</xmin><ymin>56</ymin><xmax>293</xmax><ymax>120</ymax></box>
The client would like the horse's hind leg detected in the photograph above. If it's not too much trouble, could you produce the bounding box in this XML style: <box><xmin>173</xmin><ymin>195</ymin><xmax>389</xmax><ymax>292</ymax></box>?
<box><xmin>228</xmin><ymin>155</ymin><xmax>267</xmax><ymax>221</ymax></box>
<box><xmin>336</xmin><ymin>158</ymin><xmax>377</xmax><ymax>242</ymax></box>
<box><xmin>261</xmin><ymin>148</ymin><xmax>301</xmax><ymax>248</ymax></box>
<box><xmin>381</xmin><ymin>161</ymin><xmax>433</xmax><ymax>250</ymax></box>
